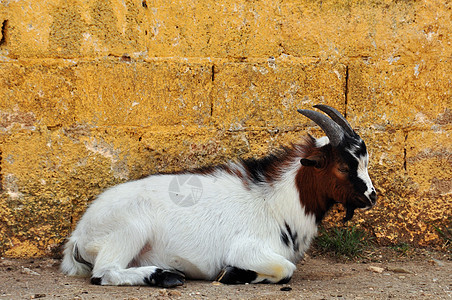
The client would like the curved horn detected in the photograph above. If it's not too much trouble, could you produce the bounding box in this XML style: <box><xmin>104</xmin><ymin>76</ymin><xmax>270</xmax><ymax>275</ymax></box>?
<box><xmin>313</xmin><ymin>104</ymin><xmax>354</xmax><ymax>135</ymax></box>
<box><xmin>297</xmin><ymin>109</ymin><xmax>344</xmax><ymax>147</ymax></box>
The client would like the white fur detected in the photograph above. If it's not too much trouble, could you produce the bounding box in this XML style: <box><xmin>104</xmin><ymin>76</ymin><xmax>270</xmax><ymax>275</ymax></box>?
<box><xmin>358</xmin><ymin>155</ymin><xmax>374</xmax><ymax>200</ymax></box>
<box><xmin>315</xmin><ymin>136</ymin><xmax>330</xmax><ymax>147</ymax></box>
<box><xmin>348</xmin><ymin>145</ymin><xmax>375</xmax><ymax>205</ymax></box>
<box><xmin>61</xmin><ymin>156</ymin><xmax>317</xmax><ymax>285</ymax></box>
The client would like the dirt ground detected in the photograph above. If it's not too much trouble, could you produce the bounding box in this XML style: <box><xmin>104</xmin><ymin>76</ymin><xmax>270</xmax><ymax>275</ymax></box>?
<box><xmin>1</xmin><ymin>248</ymin><xmax>450</xmax><ymax>300</ymax></box>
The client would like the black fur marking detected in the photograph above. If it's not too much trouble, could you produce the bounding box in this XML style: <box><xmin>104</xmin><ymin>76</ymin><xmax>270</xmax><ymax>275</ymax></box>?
<box><xmin>241</xmin><ymin>147</ymin><xmax>291</xmax><ymax>183</ymax></box>
<box><xmin>277</xmin><ymin>276</ymin><xmax>292</xmax><ymax>284</ymax></box>
<box><xmin>242</xmin><ymin>156</ymin><xmax>277</xmax><ymax>183</ymax></box>
<box><xmin>145</xmin><ymin>144</ymin><xmax>296</xmax><ymax>188</ymax></box>
<box><xmin>285</xmin><ymin>222</ymin><xmax>299</xmax><ymax>252</ymax></box>
<box><xmin>281</xmin><ymin>222</ymin><xmax>300</xmax><ymax>252</ymax></box>
<box><xmin>280</xmin><ymin>231</ymin><xmax>290</xmax><ymax>247</ymax></box>
<box><xmin>339</xmin><ymin>135</ymin><xmax>366</xmax><ymax>159</ymax></box>
<box><xmin>73</xmin><ymin>244</ymin><xmax>93</xmax><ymax>269</ymax></box>
<box><xmin>353</xmin><ymin>140</ymin><xmax>368</xmax><ymax>158</ymax></box>
<box><xmin>285</xmin><ymin>223</ymin><xmax>294</xmax><ymax>241</ymax></box>
<box><xmin>351</xmin><ymin>176</ymin><xmax>368</xmax><ymax>195</ymax></box>
<box><xmin>144</xmin><ymin>269</ymin><xmax>185</xmax><ymax>288</ymax></box>
<box><xmin>216</xmin><ymin>266</ymin><xmax>258</xmax><ymax>284</ymax></box>
<box><xmin>338</xmin><ymin>142</ymin><xmax>370</xmax><ymax>222</ymax></box>
<box><xmin>338</xmin><ymin>143</ymin><xmax>368</xmax><ymax>195</ymax></box>
<box><xmin>90</xmin><ymin>277</ymin><xmax>102</xmax><ymax>285</ymax></box>
<box><xmin>343</xmin><ymin>204</ymin><xmax>356</xmax><ymax>223</ymax></box>
<box><xmin>293</xmin><ymin>239</ymin><xmax>300</xmax><ymax>253</ymax></box>
<box><xmin>168</xmin><ymin>164</ymin><xmax>225</xmax><ymax>176</ymax></box>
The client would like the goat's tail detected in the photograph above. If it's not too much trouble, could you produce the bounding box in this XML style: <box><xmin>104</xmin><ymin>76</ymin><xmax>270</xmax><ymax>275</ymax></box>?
<box><xmin>60</xmin><ymin>238</ymin><xmax>92</xmax><ymax>277</ymax></box>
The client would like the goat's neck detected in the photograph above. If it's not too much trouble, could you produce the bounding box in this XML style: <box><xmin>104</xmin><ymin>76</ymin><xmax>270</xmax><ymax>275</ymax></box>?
<box><xmin>295</xmin><ymin>167</ymin><xmax>336</xmax><ymax>224</ymax></box>
<box><xmin>262</xmin><ymin>159</ymin><xmax>317</xmax><ymax>226</ymax></box>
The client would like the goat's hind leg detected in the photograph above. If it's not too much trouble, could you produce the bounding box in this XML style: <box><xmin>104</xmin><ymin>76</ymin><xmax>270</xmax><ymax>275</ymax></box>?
<box><xmin>217</xmin><ymin>243</ymin><xmax>296</xmax><ymax>284</ymax></box>
<box><xmin>215</xmin><ymin>265</ymin><xmax>292</xmax><ymax>284</ymax></box>
<box><xmin>215</xmin><ymin>266</ymin><xmax>260</xmax><ymax>284</ymax></box>
<box><xmin>90</xmin><ymin>229</ymin><xmax>185</xmax><ymax>287</ymax></box>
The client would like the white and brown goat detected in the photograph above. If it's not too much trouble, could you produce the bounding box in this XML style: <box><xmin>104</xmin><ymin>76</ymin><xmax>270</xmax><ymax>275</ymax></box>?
<box><xmin>61</xmin><ymin>104</ymin><xmax>377</xmax><ymax>287</ymax></box>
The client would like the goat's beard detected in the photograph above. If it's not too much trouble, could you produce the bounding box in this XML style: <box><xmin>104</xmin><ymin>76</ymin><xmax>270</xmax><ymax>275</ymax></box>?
<box><xmin>342</xmin><ymin>204</ymin><xmax>356</xmax><ymax>223</ymax></box>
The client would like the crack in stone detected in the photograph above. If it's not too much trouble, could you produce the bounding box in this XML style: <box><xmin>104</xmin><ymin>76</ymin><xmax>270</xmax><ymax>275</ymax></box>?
<box><xmin>0</xmin><ymin>20</ymin><xmax>8</xmax><ymax>47</ymax></box>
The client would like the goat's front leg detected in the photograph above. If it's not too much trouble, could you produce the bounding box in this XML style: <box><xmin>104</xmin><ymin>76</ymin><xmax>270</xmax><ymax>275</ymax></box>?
<box><xmin>217</xmin><ymin>244</ymin><xmax>296</xmax><ymax>284</ymax></box>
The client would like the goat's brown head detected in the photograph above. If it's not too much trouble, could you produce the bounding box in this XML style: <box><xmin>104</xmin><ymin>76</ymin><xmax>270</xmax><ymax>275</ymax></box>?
<box><xmin>297</xmin><ymin>105</ymin><xmax>377</xmax><ymax>222</ymax></box>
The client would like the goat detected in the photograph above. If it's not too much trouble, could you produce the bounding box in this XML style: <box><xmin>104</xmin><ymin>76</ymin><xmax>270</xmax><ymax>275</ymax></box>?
<box><xmin>61</xmin><ymin>104</ymin><xmax>377</xmax><ymax>287</ymax></box>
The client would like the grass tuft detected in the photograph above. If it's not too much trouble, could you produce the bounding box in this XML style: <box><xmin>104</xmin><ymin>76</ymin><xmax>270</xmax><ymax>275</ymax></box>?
<box><xmin>315</xmin><ymin>225</ymin><xmax>371</xmax><ymax>259</ymax></box>
<box><xmin>389</xmin><ymin>242</ymin><xmax>412</xmax><ymax>256</ymax></box>
<box><xmin>430</xmin><ymin>220</ymin><xmax>452</xmax><ymax>251</ymax></box>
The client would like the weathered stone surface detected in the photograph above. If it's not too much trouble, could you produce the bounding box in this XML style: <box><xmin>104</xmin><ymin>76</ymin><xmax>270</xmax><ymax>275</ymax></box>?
<box><xmin>281</xmin><ymin>0</ymin><xmax>452</xmax><ymax>61</ymax></box>
<box><xmin>212</xmin><ymin>58</ymin><xmax>346</xmax><ymax>129</ymax></box>
<box><xmin>0</xmin><ymin>59</ymin><xmax>213</xmax><ymax>128</ymax></box>
<box><xmin>0</xmin><ymin>61</ymin><xmax>77</xmax><ymax>127</ymax></box>
<box><xmin>402</xmin><ymin>130</ymin><xmax>451</xmax><ymax>246</ymax></box>
<box><xmin>348</xmin><ymin>59</ymin><xmax>452</xmax><ymax>130</ymax></box>
<box><xmin>2</xmin><ymin>1</ymin><xmax>450</xmax><ymax>60</ymax></box>
<box><xmin>73</xmin><ymin>60</ymin><xmax>213</xmax><ymax>126</ymax></box>
<box><xmin>406</xmin><ymin>130</ymin><xmax>451</xmax><ymax>196</ymax></box>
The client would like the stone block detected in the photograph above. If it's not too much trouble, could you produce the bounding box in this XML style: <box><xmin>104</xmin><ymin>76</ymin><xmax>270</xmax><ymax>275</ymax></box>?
<box><xmin>280</xmin><ymin>0</ymin><xmax>451</xmax><ymax>60</ymax></box>
<box><xmin>406</xmin><ymin>130</ymin><xmax>451</xmax><ymax>197</ymax></box>
<box><xmin>0</xmin><ymin>61</ymin><xmax>78</xmax><ymax>127</ymax></box>
<box><xmin>348</xmin><ymin>59</ymin><xmax>452</xmax><ymax>130</ymax></box>
<box><xmin>212</xmin><ymin>58</ymin><xmax>346</xmax><ymax>130</ymax></box>
<box><xmin>0</xmin><ymin>59</ymin><xmax>213</xmax><ymax>128</ymax></box>
<box><xmin>73</xmin><ymin>60</ymin><xmax>213</xmax><ymax>127</ymax></box>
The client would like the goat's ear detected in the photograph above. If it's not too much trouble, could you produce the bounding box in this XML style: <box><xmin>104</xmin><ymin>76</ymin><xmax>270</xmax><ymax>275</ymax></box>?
<box><xmin>300</xmin><ymin>157</ymin><xmax>325</xmax><ymax>168</ymax></box>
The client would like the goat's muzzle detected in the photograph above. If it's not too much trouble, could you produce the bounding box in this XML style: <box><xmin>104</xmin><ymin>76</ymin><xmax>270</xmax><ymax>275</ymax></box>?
<box><xmin>342</xmin><ymin>192</ymin><xmax>377</xmax><ymax>223</ymax></box>
<box><xmin>362</xmin><ymin>189</ymin><xmax>377</xmax><ymax>211</ymax></box>
<box><xmin>369</xmin><ymin>190</ymin><xmax>377</xmax><ymax>206</ymax></box>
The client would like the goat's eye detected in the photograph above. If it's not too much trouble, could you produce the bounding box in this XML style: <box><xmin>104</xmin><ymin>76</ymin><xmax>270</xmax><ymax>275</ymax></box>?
<box><xmin>338</xmin><ymin>167</ymin><xmax>349</xmax><ymax>173</ymax></box>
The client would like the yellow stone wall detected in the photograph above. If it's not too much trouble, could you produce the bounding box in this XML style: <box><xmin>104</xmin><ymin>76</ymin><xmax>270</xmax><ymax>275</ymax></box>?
<box><xmin>0</xmin><ymin>0</ymin><xmax>450</xmax><ymax>257</ymax></box>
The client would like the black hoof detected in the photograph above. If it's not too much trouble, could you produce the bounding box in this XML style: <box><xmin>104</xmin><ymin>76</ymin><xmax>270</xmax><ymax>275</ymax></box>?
<box><xmin>144</xmin><ymin>269</ymin><xmax>185</xmax><ymax>288</ymax></box>
<box><xmin>90</xmin><ymin>277</ymin><xmax>102</xmax><ymax>285</ymax></box>
<box><xmin>215</xmin><ymin>266</ymin><xmax>257</xmax><ymax>284</ymax></box>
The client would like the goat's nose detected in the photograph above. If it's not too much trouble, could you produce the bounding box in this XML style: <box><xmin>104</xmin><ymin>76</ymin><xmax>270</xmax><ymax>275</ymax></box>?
<box><xmin>369</xmin><ymin>190</ymin><xmax>377</xmax><ymax>204</ymax></box>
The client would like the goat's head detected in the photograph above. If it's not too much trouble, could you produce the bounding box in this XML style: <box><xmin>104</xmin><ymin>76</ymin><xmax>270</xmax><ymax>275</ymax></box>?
<box><xmin>297</xmin><ymin>104</ymin><xmax>377</xmax><ymax>222</ymax></box>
